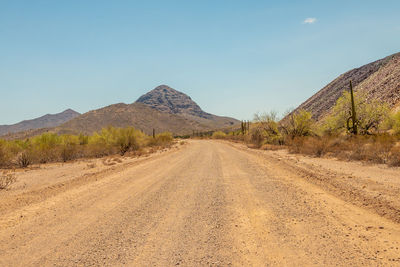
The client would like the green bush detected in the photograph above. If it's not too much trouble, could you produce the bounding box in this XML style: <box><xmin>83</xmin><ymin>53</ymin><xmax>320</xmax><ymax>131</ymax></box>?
<box><xmin>114</xmin><ymin>127</ymin><xmax>142</xmax><ymax>155</ymax></box>
<box><xmin>0</xmin><ymin>126</ymin><xmax>173</xmax><ymax>167</ymax></box>
<box><xmin>324</xmin><ymin>90</ymin><xmax>390</xmax><ymax>135</ymax></box>
<box><xmin>148</xmin><ymin>132</ymin><xmax>174</xmax><ymax>146</ymax></box>
<box><xmin>252</xmin><ymin>111</ymin><xmax>284</xmax><ymax>146</ymax></box>
<box><xmin>212</xmin><ymin>131</ymin><xmax>227</xmax><ymax>139</ymax></box>
<box><xmin>279</xmin><ymin>109</ymin><xmax>314</xmax><ymax>140</ymax></box>
<box><xmin>390</xmin><ymin>111</ymin><xmax>400</xmax><ymax>135</ymax></box>
<box><xmin>0</xmin><ymin>140</ymin><xmax>12</xmax><ymax>168</ymax></box>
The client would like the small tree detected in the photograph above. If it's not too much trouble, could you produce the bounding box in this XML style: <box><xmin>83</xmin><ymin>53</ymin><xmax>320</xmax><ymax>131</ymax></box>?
<box><xmin>252</xmin><ymin>111</ymin><xmax>283</xmax><ymax>145</ymax></box>
<box><xmin>280</xmin><ymin>109</ymin><xmax>314</xmax><ymax>139</ymax></box>
<box><xmin>324</xmin><ymin>90</ymin><xmax>390</xmax><ymax>135</ymax></box>
<box><xmin>115</xmin><ymin>127</ymin><xmax>140</xmax><ymax>155</ymax></box>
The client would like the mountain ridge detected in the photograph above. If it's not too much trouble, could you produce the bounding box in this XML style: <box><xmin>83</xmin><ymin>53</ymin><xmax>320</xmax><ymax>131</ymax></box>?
<box><xmin>0</xmin><ymin>109</ymin><xmax>80</xmax><ymax>136</ymax></box>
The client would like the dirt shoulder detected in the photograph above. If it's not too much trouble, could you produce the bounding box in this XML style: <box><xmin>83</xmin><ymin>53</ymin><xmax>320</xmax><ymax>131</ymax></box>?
<box><xmin>224</xmin><ymin>140</ymin><xmax>400</xmax><ymax>224</ymax></box>
<box><xmin>0</xmin><ymin>143</ymin><xmax>185</xmax><ymax>215</ymax></box>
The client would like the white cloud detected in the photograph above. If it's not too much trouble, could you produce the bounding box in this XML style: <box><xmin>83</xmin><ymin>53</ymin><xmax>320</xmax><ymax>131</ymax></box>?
<box><xmin>303</xmin><ymin>18</ymin><xmax>317</xmax><ymax>24</ymax></box>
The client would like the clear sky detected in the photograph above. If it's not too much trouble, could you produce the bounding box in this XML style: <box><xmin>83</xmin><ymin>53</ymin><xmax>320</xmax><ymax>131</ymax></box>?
<box><xmin>1</xmin><ymin>0</ymin><xmax>400</xmax><ymax>124</ymax></box>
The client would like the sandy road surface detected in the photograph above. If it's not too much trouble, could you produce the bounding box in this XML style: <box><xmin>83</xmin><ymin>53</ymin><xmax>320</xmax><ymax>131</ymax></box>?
<box><xmin>1</xmin><ymin>140</ymin><xmax>400</xmax><ymax>266</ymax></box>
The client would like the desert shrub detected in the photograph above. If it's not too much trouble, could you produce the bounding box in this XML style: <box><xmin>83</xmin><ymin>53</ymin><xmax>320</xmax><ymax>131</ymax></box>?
<box><xmin>87</xmin><ymin>127</ymin><xmax>149</xmax><ymax>156</ymax></box>
<box><xmin>155</xmin><ymin>132</ymin><xmax>173</xmax><ymax>144</ymax></box>
<box><xmin>388</xmin><ymin>146</ymin><xmax>400</xmax><ymax>166</ymax></box>
<box><xmin>30</xmin><ymin>133</ymin><xmax>62</xmax><ymax>163</ymax></box>
<box><xmin>114</xmin><ymin>127</ymin><xmax>142</xmax><ymax>155</ymax></box>
<box><xmin>0</xmin><ymin>171</ymin><xmax>16</xmax><ymax>190</ymax></box>
<box><xmin>280</xmin><ymin>109</ymin><xmax>314</xmax><ymax>140</ymax></box>
<box><xmin>388</xmin><ymin>111</ymin><xmax>400</xmax><ymax>135</ymax></box>
<box><xmin>0</xmin><ymin>140</ymin><xmax>12</xmax><ymax>168</ymax></box>
<box><xmin>17</xmin><ymin>151</ymin><xmax>32</xmax><ymax>168</ymax></box>
<box><xmin>148</xmin><ymin>132</ymin><xmax>174</xmax><ymax>146</ymax></box>
<box><xmin>87</xmin><ymin>132</ymin><xmax>112</xmax><ymax>157</ymax></box>
<box><xmin>212</xmin><ymin>131</ymin><xmax>227</xmax><ymax>139</ymax></box>
<box><xmin>324</xmin><ymin>90</ymin><xmax>390</xmax><ymax>135</ymax></box>
<box><xmin>0</xmin><ymin>126</ymin><xmax>173</xmax><ymax>167</ymax></box>
<box><xmin>305</xmin><ymin>137</ymin><xmax>334</xmax><ymax>157</ymax></box>
<box><xmin>249</xmin><ymin>127</ymin><xmax>264</xmax><ymax>148</ymax></box>
<box><xmin>78</xmin><ymin>134</ymin><xmax>89</xmax><ymax>145</ymax></box>
<box><xmin>340</xmin><ymin>135</ymin><xmax>395</xmax><ymax>163</ymax></box>
<box><xmin>287</xmin><ymin>135</ymin><xmax>400</xmax><ymax>165</ymax></box>
<box><xmin>59</xmin><ymin>135</ymin><xmax>79</xmax><ymax>162</ymax></box>
<box><xmin>252</xmin><ymin>111</ymin><xmax>283</xmax><ymax>146</ymax></box>
<box><xmin>288</xmin><ymin>136</ymin><xmax>348</xmax><ymax>157</ymax></box>
<box><xmin>370</xmin><ymin>136</ymin><xmax>396</xmax><ymax>164</ymax></box>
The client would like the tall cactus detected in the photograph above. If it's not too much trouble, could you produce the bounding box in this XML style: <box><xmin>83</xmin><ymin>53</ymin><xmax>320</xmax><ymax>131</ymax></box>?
<box><xmin>153</xmin><ymin>128</ymin><xmax>156</xmax><ymax>138</ymax></box>
<box><xmin>346</xmin><ymin>81</ymin><xmax>358</xmax><ymax>135</ymax></box>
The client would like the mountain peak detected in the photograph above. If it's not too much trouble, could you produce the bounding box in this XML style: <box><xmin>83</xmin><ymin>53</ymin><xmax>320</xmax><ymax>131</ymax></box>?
<box><xmin>136</xmin><ymin>85</ymin><xmax>209</xmax><ymax>118</ymax></box>
<box><xmin>153</xmin><ymin>84</ymin><xmax>174</xmax><ymax>91</ymax></box>
<box><xmin>63</xmin><ymin>108</ymin><xmax>79</xmax><ymax>113</ymax></box>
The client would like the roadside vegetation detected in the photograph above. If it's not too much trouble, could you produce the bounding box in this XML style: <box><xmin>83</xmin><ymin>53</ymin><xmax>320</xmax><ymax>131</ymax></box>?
<box><xmin>208</xmin><ymin>84</ymin><xmax>400</xmax><ymax>167</ymax></box>
<box><xmin>0</xmin><ymin>171</ymin><xmax>16</xmax><ymax>190</ymax></box>
<box><xmin>0</xmin><ymin>126</ymin><xmax>173</xmax><ymax>170</ymax></box>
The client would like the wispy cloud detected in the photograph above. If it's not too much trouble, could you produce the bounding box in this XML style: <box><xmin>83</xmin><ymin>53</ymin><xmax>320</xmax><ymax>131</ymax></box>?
<box><xmin>303</xmin><ymin>18</ymin><xmax>317</xmax><ymax>24</ymax></box>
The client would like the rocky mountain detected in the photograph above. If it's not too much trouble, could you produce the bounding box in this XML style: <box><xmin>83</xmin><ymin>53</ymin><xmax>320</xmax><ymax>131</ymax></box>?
<box><xmin>136</xmin><ymin>85</ymin><xmax>211</xmax><ymax>119</ymax></box>
<box><xmin>0</xmin><ymin>109</ymin><xmax>80</xmax><ymax>136</ymax></box>
<box><xmin>136</xmin><ymin>85</ymin><xmax>238</xmax><ymax>129</ymax></box>
<box><xmin>3</xmin><ymin>85</ymin><xmax>239</xmax><ymax>138</ymax></box>
<box><xmin>291</xmin><ymin>52</ymin><xmax>400</xmax><ymax>121</ymax></box>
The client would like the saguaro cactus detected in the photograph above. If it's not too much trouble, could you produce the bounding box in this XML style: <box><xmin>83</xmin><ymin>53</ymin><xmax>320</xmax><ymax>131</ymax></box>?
<box><xmin>153</xmin><ymin>128</ymin><xmax>156</xmax><ymax>138</ymax></box>
<box><xmin>346</xmin><ymin>81</ymin><xmax>358</xmax><ymax>135</ymax></box>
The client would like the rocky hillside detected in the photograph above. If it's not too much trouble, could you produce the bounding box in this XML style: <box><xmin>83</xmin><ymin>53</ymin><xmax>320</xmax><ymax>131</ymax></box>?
<box><xmin>291</xmin><ymin>52</ymin><xmax>400</xmax><ymax>120</ymax></box>
<box><xmin>136</xmin><ymin>85</ymin><xmax>210</xmax><ymax>118</ymax></box>
<box><xmin>0</xmin><ymin>109</ymin><xmax>80</xmax><ymax>136</ymax></box>
<box><xmin>136</xmin><ymin>85</ymin><xmax>238</xmax><ymax>129</ymax></box>
<box><xmin>57</xmin><ymin>102</ymin><xmax>209</xmax><ymax>136</ymax></box>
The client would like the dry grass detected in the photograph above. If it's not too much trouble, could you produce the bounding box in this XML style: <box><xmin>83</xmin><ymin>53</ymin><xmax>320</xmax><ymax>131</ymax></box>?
<box><xmin>17</xmin><ymin>152</ymin><xmax>32</xmax><ymax>168</ymax></box>
<box><xmin>0</xmin><ymin>171</ymin><xmax>17</xmax><ymax>190</ymax></box>
<box><xmin>287</xmin><ymin>135</ymin><xmax>400</xmax><ymax>166</ymax></box>
<box><xmin>86</xmin><ymin>162</ymin><xmax>96</xmax><ymax>169</ymax></box>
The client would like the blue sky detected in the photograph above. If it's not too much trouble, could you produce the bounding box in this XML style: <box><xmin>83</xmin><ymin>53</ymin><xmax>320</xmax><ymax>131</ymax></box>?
<box><xmin>1</xmin><ymin>0</ymin><xmax>399</xmax><ymax>124</ymax></box>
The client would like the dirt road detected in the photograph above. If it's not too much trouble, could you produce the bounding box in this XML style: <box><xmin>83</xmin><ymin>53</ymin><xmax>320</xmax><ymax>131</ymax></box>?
<box><xmin>1</xmin><ymin>140</ymin><xmax>400</xmax><ymax>266</ymax></box>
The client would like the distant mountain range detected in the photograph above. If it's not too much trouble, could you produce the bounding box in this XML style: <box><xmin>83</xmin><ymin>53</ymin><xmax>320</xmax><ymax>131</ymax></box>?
<box><xmin>0</xmin><ymin>109</ymin><xmax>80</xmax><ymax>136</ymax></box>
<box><xmin>290</xmin><ymin>52</ymin><xmax>400</xmax><ymax>121</ymax></box>
<box><xmin>2</xmin><ymin>85</ymin><xmax>239</xmax><ymax>139</ymax></box>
